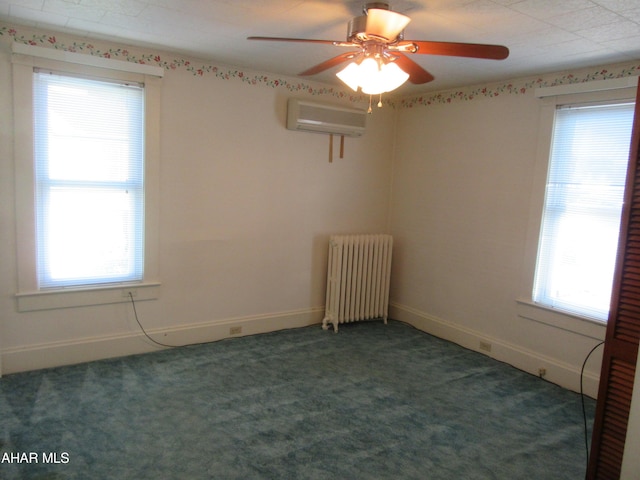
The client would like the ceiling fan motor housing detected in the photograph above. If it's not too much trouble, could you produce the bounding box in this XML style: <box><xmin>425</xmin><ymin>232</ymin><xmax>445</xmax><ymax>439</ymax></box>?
<box><xmin>347</xmin><ymin>14</ymin><xmax>405</xmax><ymax>43</ymax></box>
<box><xmin>363</xmin><ymin>2</ymin><xmax>391</xmax><ymax>13</ymax></box>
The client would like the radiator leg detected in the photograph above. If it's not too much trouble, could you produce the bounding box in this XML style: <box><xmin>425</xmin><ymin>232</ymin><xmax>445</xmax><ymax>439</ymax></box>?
<box><xmin>383</xmin><ymin>316</ymin><xmax>388</xmax><ymax>325</ymax></box>
<box><xmin>321</xmin><ymin>317</ymin><xmax>339</xmax><ymax>333</ymax></box>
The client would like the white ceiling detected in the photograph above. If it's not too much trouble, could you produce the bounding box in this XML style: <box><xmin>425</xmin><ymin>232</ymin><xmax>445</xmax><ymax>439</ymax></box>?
<box><xmin>1</xmin><ymin>0</ymin><xmax>640</xmax><ymax>95</ymax></box>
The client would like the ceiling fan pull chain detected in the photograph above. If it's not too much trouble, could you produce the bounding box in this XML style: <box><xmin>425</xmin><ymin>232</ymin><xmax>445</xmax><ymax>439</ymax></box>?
<box><xmin>368</xmin><ymin>95</ymin><xmax>373</xmax><ymax>114</ymax></box>
<box><xmin>378</xmin><ymin>93</ymin><xmax>383</xmax><ymax>108</ymax></box>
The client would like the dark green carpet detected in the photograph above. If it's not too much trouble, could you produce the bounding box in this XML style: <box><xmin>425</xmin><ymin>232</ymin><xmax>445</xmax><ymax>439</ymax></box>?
<box><xmin>0</xmin><ymin>321</ymin><xmax>594</xmax><ymax>479</ymax></box>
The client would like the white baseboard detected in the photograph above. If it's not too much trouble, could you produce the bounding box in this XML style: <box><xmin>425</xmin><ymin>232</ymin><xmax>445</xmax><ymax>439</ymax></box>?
<box><xmin>2</xmin><ymin>303</ymin><xmax>602</xmax><ymax>398</ymax></box>
<box><xmin>389</xmin><ymin>302</ymin><xmax>601</xmax><ymax>398</ymax></box>
<box><xmin>1</xmin><ymin>307</ymin><xmax>324</xmax><ymax>375</ymax></box>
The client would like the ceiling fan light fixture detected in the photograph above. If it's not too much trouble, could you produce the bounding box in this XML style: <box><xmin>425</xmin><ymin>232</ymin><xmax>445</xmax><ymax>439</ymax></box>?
<box><xmin>335</xmin><ymin>61</ymin><xmax>361</xmax><ymax>91</ymax></box>
<box><xmin>336</xmin><ymin>57</ymin><xmax>409</xmax><ymax>95</ymax></box>
<box><xmin>379</xmin><ymin>61</ymin><xmax>410</xmax><ymax>92</ymax></box>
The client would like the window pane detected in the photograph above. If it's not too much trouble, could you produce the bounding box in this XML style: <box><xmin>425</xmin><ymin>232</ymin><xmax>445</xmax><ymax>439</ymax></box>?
<box><xmin>44</xmin><ymin>187</ymin><xmax>143</xmax><ymax>283</ymax></box>
<box><xmin>534</xmin><ymin>102</ymin><xmax>634</xmax><ymax>320</ymax></box>
<box><xmin>33</xmin><ymin>71</ymin><xmax>145</xmax><ymax>288</ymax></box>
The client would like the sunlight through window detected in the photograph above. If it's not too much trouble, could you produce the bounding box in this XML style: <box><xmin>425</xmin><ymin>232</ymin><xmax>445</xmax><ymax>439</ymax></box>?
<box><xmin>33</xmin><ymin>72</ymin><xmax>145</xmax><ymax>288</ymax></box>
<box><xmin>533</xmin><ymin>102</ymin><xmax>634</xmax><ymax>321</ymax></box>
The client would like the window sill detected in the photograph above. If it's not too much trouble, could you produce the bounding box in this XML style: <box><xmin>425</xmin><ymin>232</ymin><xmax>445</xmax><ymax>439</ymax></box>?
<box><xmin>516</xmin><ymin>298</ymin><xmax>606</xmax><ymax>340</ymax></box>
<box><xmin>15</xmin><ymin>282</ymin><xmax>160</xmax><ymax>312</ymax></box>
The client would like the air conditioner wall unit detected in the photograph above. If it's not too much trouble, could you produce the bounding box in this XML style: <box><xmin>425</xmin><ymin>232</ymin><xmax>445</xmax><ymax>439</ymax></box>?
<box><xmin>286</xmin><ymin>99</ymin><xmax>366</xmax><ymax>137</ymax></box>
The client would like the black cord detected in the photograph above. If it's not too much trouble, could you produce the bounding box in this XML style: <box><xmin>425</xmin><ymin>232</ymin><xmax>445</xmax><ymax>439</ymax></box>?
<box><xmin>127</xmin><ymin>292</ymin><xmax>270</xmax><ymax>351</ymax></box>
<box><xmin>581</xmin><ymin>340</ymin><xmax>605</xmax><ymax>477</ymax></box>
<box><xmin>128</xmin><ymin>292</ymin><xmax>179</xmax><ymax>348</ymax></box>
<box><xmin>129</xmin><ymin>292</ymin><xmax>255</xmax><ymax>350</ymax></box>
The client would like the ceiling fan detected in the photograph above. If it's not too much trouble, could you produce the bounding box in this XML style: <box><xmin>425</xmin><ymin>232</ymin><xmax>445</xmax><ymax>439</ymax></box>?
<box><xmin>248</xmin><ymin>2</ymin><xmax>509</xmax><ymax>96</ymax></box>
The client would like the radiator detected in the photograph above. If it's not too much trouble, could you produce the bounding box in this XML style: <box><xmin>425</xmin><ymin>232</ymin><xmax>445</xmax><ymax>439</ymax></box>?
<box><xmin>322</xmin><ymin>234</ymin><xmax>393</xmax><ymax>332</ymax></box>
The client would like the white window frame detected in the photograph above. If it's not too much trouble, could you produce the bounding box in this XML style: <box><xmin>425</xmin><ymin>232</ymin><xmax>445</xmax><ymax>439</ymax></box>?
<box><xmin>12</xmin><ymin>45</ymin><xmax>162</xmax><ymax>311</ymax></box>
<box><xmin>517</xmin><ymin>78</ymin><xmax>638</xmax><ymax>338</ymax></box>
<box><xmin>533</xmin><ymin>100</ymin><xmax>634</xmax><ymax>320</ymax></box>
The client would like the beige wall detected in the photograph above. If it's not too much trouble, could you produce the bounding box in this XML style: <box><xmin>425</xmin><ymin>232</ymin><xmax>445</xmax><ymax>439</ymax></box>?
<box><xmin>389</xmin><ymin>71</ymin><xmax>640</xmax><ymax>398</ymax></box>
<box><xmin>0</xmin><ymin>25</ymin><xmax>395</xmax><ymax>372</ymax></box>
<box><xmin>0</xmin><ymin>22</ymin><xmax>638</xmax><ymax>397</ymax></box>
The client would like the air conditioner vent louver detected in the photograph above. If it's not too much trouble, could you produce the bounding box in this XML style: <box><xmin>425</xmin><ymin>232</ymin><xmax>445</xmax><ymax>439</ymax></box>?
<box><xmin>287</xmin><ymin>99</ymin><xmax>366</xmax><ymax>136</ymax></box>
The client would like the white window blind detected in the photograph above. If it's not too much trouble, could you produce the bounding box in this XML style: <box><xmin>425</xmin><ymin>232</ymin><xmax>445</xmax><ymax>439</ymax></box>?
<box><xmin>533</xmin><ymin>102</ymin><xmax>635</xmax><ymax>320</ymax></box>
<box><xmin>33</xmin><ymin>71</ymin><xmax>145</xmax><ymax>289</ymax></box>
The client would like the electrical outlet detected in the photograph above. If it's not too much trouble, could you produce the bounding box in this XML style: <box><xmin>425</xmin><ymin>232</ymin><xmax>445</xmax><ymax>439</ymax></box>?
<box><xmin>230</xmin><ymin>326</ymin><xmax>242</xmax><ymax>335</ymax></box>
<box><xmin>538</xmin><ymin>368</ymin><xmax>547</xmax><ymax>378</ymax></box>
<box><xmin>479</xmin><ymin>341</ymin><xmax>492</xmax><ymax>352</ymax></box>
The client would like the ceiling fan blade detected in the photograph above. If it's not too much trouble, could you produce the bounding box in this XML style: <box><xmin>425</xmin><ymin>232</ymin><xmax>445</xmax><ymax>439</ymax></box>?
<box><xmin>299</xmin><ymin>52</ymin><xmax>359</xmax><ymax>76</ymax></box>
<box><xmin>365</xmin><ymin>8</ymin><xmax>411</xmax><ymax>41</ymax></box>
<box><xmin>399</xmin><ymin>40</ymin><xmax>509</xmax><ymax>60</ymax></box>
<box><xmin>247</xmin><ymin>36</ymin><xmax>356</xmax><ymax>47</ymax></box>
<box><xmin>390</xmin><ymin>53</ymin><xmax>434</xmax><ymax>84</ymax></box>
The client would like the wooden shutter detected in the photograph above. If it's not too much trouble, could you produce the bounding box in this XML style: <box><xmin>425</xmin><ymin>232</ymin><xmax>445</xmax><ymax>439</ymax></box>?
<box><xmin>588</xmin><ymin>81</ymin><xmax>640</xmax><ymax>479</ymax></box>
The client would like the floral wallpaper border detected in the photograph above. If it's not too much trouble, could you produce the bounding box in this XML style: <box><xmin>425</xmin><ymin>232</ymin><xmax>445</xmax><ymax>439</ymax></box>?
<box><xmin>2</xmin><ymin>22</ymin><xmax>639</xmax><ymax>109</ymax></box>
<box><xmin>0</xmin><ymin>23</ymin><xmax>366</xmax><ymax>104</ymax></box>
<box><xmin>399</xmin><ymin>62</ymin><xmax>640</xmax><ymax>108</ymax></box>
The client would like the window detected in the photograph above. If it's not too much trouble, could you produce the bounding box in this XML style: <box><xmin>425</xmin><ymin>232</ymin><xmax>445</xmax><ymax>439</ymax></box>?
<box><xmin>33</xmin><ymin>71</ymin><xmax>145</xmax><ymax>289</ymax></box>
<box><xmin>533</xmin><ymin>102</ymin><xmax>635</xmax><ymax>321</ymax></box>
<box><xmin>12</xmin><ymin>44</ymin><xmax>162</xmax><ymax>311</ymax></box>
